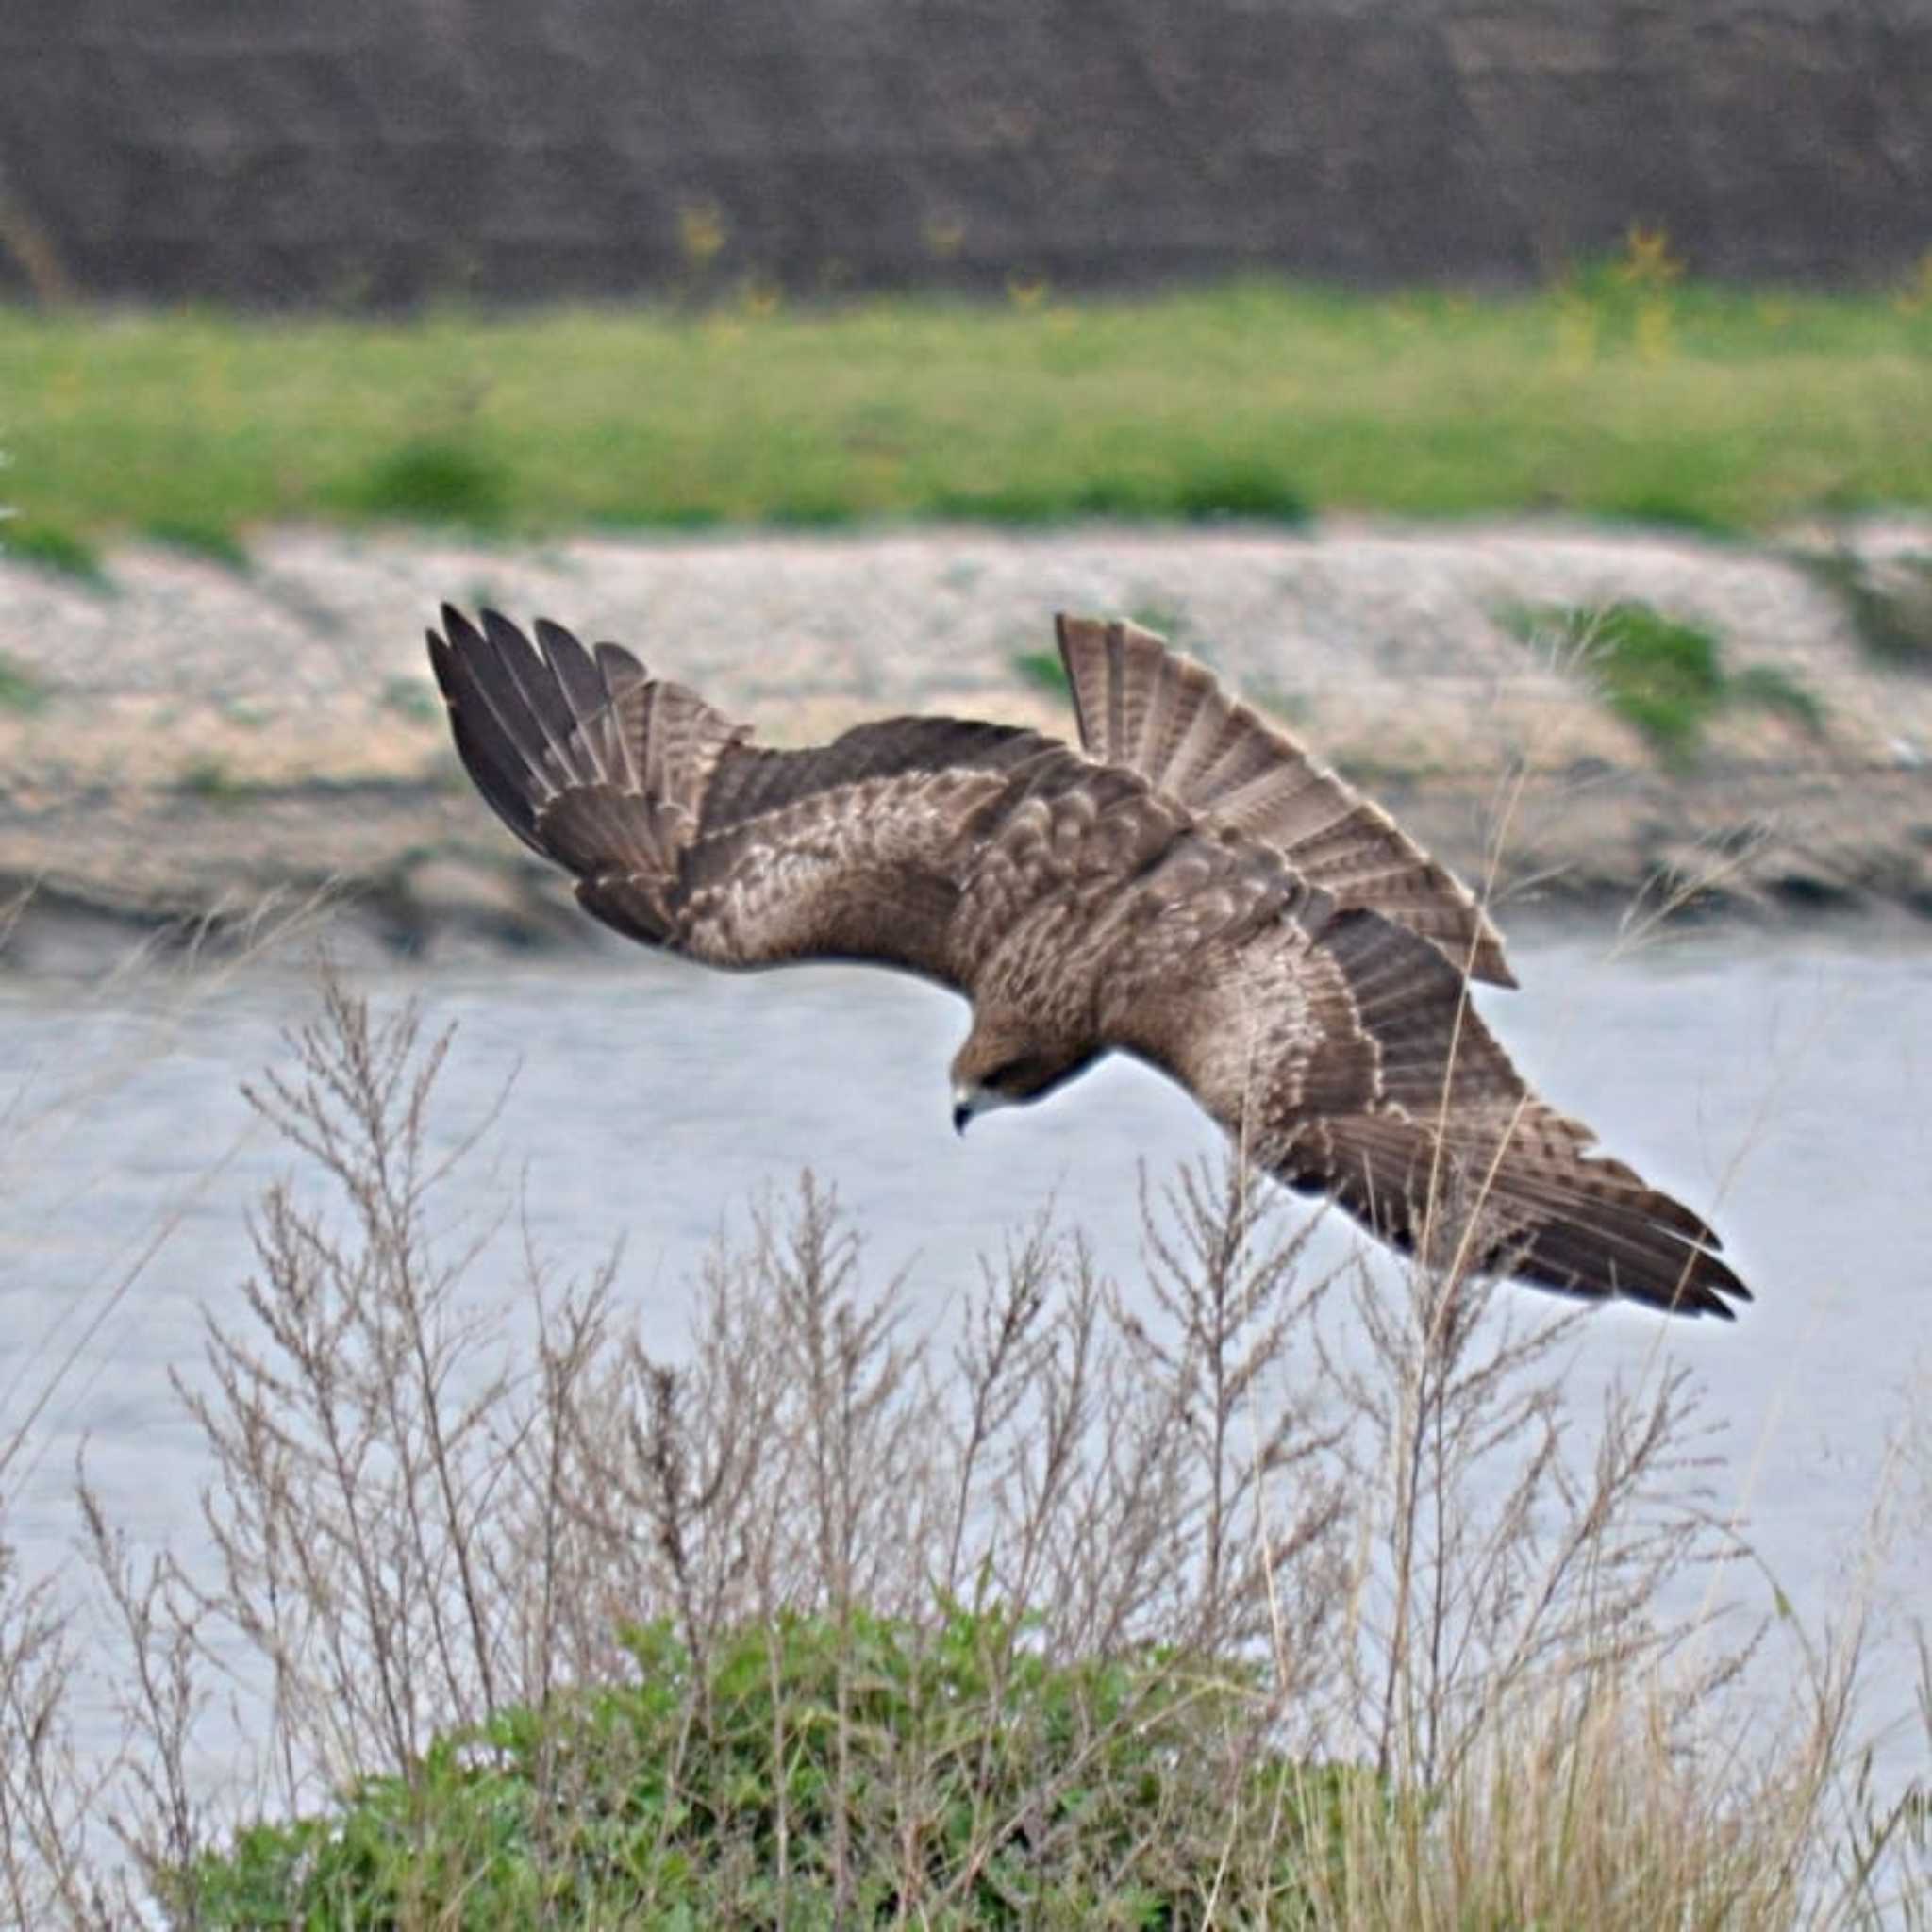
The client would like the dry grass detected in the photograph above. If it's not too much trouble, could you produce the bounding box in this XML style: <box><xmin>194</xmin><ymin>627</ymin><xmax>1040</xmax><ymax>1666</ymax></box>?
<box><xmin>0</xmin><ymin>958</ymin><xmax>1925</xmax><ymax>1924</ymax></box>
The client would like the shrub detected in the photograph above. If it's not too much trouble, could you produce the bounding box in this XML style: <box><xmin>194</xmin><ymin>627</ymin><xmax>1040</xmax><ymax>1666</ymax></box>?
<box><xmin>176</xmin><ymin>1608</ymin><xmax>1370</xmax><ymax>1925</ymax></box>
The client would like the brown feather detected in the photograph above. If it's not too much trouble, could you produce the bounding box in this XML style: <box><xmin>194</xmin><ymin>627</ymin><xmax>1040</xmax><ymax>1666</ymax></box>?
<box><xmin>1117</xmin><ymin>900</ymin><xmax>1743</xmax><ymax>1318</ymax></box>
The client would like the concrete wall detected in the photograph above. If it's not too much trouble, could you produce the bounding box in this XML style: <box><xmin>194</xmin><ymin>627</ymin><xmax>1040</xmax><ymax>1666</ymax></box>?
<box><xmin>2</xmin><ymin>0</ymin><xmax>1927</xmax><ymax>306</ymax></box>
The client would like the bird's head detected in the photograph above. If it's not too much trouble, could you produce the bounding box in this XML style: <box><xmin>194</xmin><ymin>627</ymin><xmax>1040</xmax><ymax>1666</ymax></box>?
<box><xmin>949</xmin><ymin>1021</ymin><xmax>1100</xmax><ymax>1135</ymax></box>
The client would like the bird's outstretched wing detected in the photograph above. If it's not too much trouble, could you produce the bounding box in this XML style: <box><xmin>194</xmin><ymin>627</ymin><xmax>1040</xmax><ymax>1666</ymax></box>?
<box><xmin>1112</xmin><ymin>876</ymin><xmax>1746</xmax><ymax>1317</ymax></box>
<box><xmin>427</xmin><ymin>607</ymin><xmax>1061</xmax><ymax>984</ymax></box>
<box><xmin>1056</xmin><ymin>615</ymin><xmax>1515</xmax><ymax>987</ymax></box>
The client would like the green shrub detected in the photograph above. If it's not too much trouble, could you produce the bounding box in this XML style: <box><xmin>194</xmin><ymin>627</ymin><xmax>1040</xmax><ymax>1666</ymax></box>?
<box><xmin>175</xmin><ymin>1608</ymin><xmax>1365</xmax><ymax>1927</ymax></box>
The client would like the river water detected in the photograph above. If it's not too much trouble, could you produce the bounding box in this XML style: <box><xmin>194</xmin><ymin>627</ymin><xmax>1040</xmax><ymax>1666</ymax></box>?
<box><xmin>3</xmin><ymin>925</ymin><xmax>1929</xmax><ymax>1802</ymax></box>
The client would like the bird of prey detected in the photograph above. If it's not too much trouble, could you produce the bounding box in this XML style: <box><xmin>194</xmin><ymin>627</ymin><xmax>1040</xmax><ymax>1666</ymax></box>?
<box><xmin>428</xmin><ymin>606</ymin><xmax>1747</xmax><ymax>1319</ymax></box>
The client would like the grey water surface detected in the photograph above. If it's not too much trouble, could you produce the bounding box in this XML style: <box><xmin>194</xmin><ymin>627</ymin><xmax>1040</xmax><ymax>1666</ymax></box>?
<box><xmin>3</xmin><ymin>927</ymin><xmax>1928</xmax><ymax>1792</ymax></box>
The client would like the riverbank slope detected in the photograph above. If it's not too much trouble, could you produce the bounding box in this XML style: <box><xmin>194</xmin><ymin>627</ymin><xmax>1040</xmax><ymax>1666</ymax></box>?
<box><xmin>3</xmin><ymin>520</ymin><xmax>1928</xmax><ymax>972</ymax></box>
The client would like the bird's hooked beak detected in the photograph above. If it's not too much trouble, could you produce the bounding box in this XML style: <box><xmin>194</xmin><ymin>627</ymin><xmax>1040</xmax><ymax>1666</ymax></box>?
<box><xmin>951</xmin><ymin>1081</ymin><xmax>990</xmax><ymax>1136</ymax></box>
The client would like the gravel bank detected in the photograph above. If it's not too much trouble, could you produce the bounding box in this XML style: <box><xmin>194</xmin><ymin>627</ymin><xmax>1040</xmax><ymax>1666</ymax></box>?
<box><xmin>3</xmin><ymin>520</ymin><xmax>1929</xmax><ymax>973</ymax></box>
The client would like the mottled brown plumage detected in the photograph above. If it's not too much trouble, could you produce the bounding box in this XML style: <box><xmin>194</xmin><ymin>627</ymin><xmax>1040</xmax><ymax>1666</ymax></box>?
<box><xmin>429</xmin><ymin>606</ymin><xmax>1749</xmax><ymax>1320</ymax></box>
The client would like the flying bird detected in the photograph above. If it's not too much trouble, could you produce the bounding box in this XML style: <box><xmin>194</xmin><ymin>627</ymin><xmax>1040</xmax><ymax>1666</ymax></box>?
<box><xmin>428</xmin><ymin>607</ymin><xmax>1748</xmax><ymax>1319</ymax></box>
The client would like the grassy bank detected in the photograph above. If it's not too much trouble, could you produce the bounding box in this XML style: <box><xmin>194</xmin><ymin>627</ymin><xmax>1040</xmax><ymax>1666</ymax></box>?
<box><xmin>4</xmin><ymin>267</ymin><xmax>1931</xmax><ymax>556</ymax></box>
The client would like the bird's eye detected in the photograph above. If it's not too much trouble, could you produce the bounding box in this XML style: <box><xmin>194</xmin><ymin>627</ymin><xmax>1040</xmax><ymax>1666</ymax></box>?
<box><xmin>985</xmin><ymin>1057</ymin><xmax>1031</xmax><ymax>1092</ymax></box>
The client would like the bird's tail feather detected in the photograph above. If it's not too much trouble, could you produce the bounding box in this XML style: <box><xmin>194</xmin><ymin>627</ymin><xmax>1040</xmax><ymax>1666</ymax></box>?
<box><xmin>1311</xmin><ymin>1107</ymin><xmax>1747</xmax><ymax>1318</ymax></box>
<box><xmin>1057</xmin><ymin>614</ymin><xmax>1515</xmax><ymax>987</ymax></box>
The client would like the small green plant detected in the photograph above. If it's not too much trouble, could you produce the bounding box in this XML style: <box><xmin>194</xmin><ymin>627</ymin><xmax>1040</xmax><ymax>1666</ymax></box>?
<box><xmin>1507</xmin><ymin>600</ymin><xmax>1823</xmax><ymax>764</ymax></box>
<box><xmin>342</xmin><ymin>439</ymin><xmax>511</xmax><ymax>527</ymax></box>
<box><xmin>142</xmin><ymin>516</ymin><xmax>251</xmax><ymax>572</ymax></box>
<box><xmin>0</xmin><ymin>653</ymin><xmax>48</xmax><ymax>714</ymax></box>
<box><xmin>1553</xmin><ymin>226</ymin><xmax>1686</xmax><ymax>366</ymax></box>
<box><xmin>1009</xmin><ymin>646</ymin><xmax>1069</xmax><ymax>695</ymax></box>
<box><xmin>1591</xmin><ymin>607</ymin><xmax>1727</xmax><ymax>758</ymax></box>
<box><xmin>3</xmin><ymin>518</ymin><xmax>108</xmax><ymax>588</ymax></box>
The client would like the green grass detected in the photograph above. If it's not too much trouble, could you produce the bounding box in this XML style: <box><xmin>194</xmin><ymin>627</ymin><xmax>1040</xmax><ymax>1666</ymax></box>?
<box><xmin>171</xmin><ymin>1609</ymin><xmax>1365</xmax><ymax>1927</ymax></box>
<box><xmin>334</xmin><ymin>437</ymin><xmax>512</xmax><ymax>527</ymax></box>
<box><xmin>1599</xmin><ymin>487</ymin><xmax>1744</xmax><ymax>539</ymax></box>
<box><xmin>3</xmin><ymin>516</ymin><xmax>108</xmax><ymax>586</ymax></box>
<box><xmin>1508</xmin><ymin>599</ymin><xmax>1827</xmax><ymax>763</ymax></box>
<box><xmin>0</xmin><ymin>277</ymin><xmax>1928</xmax><ymax>540</ymax></box>
<box><xmin>141</xmin><ymin>514</ymin><xmax>252</xmax><ymax>571</ymax></box>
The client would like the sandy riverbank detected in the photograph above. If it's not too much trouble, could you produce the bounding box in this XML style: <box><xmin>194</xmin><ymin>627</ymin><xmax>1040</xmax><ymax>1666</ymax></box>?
<box><xmin>3</xmin><ymin>521</ymin><xmax>1929</xmax><ymax>973</ymax></box>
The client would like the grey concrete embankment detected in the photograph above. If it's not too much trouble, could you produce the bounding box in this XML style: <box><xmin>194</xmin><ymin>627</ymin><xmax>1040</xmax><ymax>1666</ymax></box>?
<box><xmin>2</xmin><ymin>0</ymin><xmax>1928</xmax><ymax>305</ymax></box>
<box><xmin>2</xmin><ymin>522</ymin><xmax>1930</xmax><ymax>973</ymax></box>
